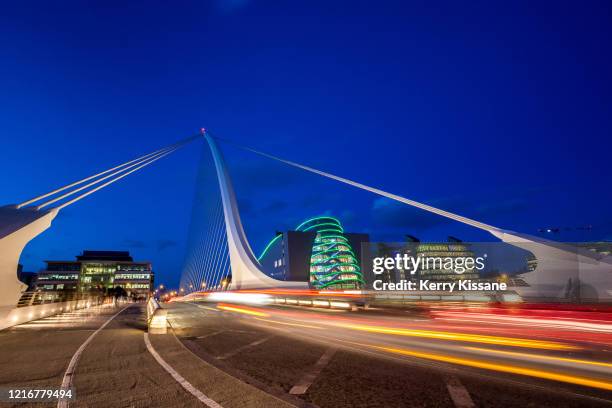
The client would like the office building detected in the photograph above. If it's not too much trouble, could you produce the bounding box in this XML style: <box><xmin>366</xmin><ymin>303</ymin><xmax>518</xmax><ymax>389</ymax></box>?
<box><xmin>415</xmin><ymin>237</ymin><xmax>480</xmax><ymax>281</ymax></box>
<box><xmin>35</xmin><ymin>250</ymin><xmax>153</xmax><ymax>300</ymax></box>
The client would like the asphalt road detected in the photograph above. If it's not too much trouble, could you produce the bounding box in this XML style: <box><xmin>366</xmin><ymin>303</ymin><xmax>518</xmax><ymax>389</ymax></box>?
<box><xmin>166</xmin><ymin>301</ymin><xmax>612</xmax><ymax>408</ymax></box>
<box><xmin>0</xmin><ymin>301</ymin><xmax>610</xmax><ymax>408</ymax></box>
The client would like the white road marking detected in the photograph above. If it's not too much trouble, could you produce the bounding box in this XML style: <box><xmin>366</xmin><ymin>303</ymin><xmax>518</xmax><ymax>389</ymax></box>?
<box><xmin>197</xmin><ymin>330</ymin><xmax>224</xmax><ymax>339</ymax></box>
<box><xmin>217</xmin><ymin>336</ymin><xmax>272</xmax><ymax>360</ymax></box>
<box><xmin>445</xmin><ymin>375</ymin><xmax>475</xmax><ymax>408</ymax></box>
<box><xmin>290</xmin><ymin>347</ymin><xmax>337</xmax><ymax>395</ymax></box>
<box><xmin>57</xmin><ymin>305</ymin><xmax>130</xmax><ymax>408</ymax></box>
<box><xmin>144</xmin><ymin>333</ymin><xmax>223</xmax><ymax>408</ymax></box>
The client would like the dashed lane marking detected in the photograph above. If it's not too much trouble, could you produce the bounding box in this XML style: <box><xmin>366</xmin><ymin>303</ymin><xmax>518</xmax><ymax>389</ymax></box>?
<box><xmin>290</xmin><ymin>347</ymin><xmax>337</xmax><ymax>395</ymax></box>
<box><xmin>197</xmin><ymin>330</ymin><xmax>225</xmax><ymax>339</ymax></box>
<box><xmin>216</xmin><ymin>336</ymin><xmax>273</xmax><ymax>360</ymax></box>
<box><xmin>445</xmin><ymin>375</ymin><xmax>475</xmax><ymax>408</ymax></box>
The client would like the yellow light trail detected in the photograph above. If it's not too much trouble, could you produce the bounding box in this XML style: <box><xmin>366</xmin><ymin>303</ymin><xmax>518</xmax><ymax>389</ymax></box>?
<box><xmin>217</xmin><ymin>304</ymin><xmax>269</xmax><ymax>317</ymax></box>
<box><xmin>465</xmin><ymin>347</ymin><xmax>612</xmax><ymax>368</ymax></box>
<box><xmin>375</xmin><ymin>345</ymin><xmax>612</xmax><ymax>391</ymax></box>
<box><xmin>254</xmin><ymin>317</ymin><xmax>323</xmax><ymax>330</ymax></box>
<box><xmin>339</xmin><ymin>323</ymin><xmax>577</xmax><ymax>350</ymax></box>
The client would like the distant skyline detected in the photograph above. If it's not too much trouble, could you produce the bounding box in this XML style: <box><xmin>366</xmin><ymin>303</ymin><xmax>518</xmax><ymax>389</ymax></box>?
<box><xmin>2</xmin><ymin>1</ymin><xmax>610</xmax><ymax>287</ymax></box>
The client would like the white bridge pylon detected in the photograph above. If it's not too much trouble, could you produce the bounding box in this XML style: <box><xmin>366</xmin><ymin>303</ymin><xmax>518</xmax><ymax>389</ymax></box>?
<box><xmin>0</xmin><ymin>135</ymin><xmax>199</xmax><ymax>315</ymax></box>
<box><xmin>210</xmin><ymin>134</ymin><xmax>611</xmax><ymax>301</ymax></box>
<box><xmin>205</xmin><ymin>134</ymin><xmax>308</xmax><ymax>290</ymax></box>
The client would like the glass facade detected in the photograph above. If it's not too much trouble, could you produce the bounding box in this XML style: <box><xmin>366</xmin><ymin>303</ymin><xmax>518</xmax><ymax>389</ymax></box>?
<box><xmin>36</xmin><ymin>252</ymin><xmax>153</xmax><ymax>300</ymax></box>
<box><xmin>79</xmin><ymin>261</ymin><xmax>152</xmax><ymax>299</ymax></box>
<box><xmin>35</xmin><ymin>262</ymin><xmax>81</xmax><ymax>293</ymax></box>
<box><xmin>296</xmin><ymin>216</ymin><xmax>365</xmax><ymax>290</ymax></box>
<box><xmin>416</xmin><ymin>242</ymin><xmax>480</xmax><ymax>281</ymax></box>
<box><xmin>79</xmin><ymin>262</ymin><xmax>116</xmax><ymax>291</ymax></box>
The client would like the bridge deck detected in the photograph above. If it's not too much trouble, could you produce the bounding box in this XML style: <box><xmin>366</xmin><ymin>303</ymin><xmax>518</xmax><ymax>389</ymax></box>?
<box><xmin>0</xmin><ymin>303</ymin><xmax>293</xmax><ymax>408</ymax></box>
<box><xmin>164</xmin><ymin>301</ymin><xmax>612</xmax><ymax>408</ymax></box>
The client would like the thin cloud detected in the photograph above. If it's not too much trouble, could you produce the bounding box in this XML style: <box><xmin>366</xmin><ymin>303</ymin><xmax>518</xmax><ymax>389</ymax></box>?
<box><xmin>157</xmin><ymin>239</ymin><xmax>177</xmax><ymax>252</ymax></box>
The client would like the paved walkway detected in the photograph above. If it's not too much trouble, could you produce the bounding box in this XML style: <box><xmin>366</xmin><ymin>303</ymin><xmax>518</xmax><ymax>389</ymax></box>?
<box><xmin>0</xmin><ymin>302</ymin><xmax>295</xmax><ymax>408</ymax></box>
<box><xmin>0</xmin><ymin>304</ymin><xmax>124</xmax><ymax>404</ymax></box>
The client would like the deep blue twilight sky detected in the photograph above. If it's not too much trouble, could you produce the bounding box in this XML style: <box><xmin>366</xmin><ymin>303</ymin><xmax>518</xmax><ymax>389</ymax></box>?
<box><xmin>1</xmin><ymin>1</ymin><xmax>610</xmax><ymax>287</ymax></box>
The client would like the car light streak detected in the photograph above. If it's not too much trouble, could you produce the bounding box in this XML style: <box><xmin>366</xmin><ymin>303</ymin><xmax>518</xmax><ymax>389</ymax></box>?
<box><xmin>206</xmin><ymin>291</ymin><xmax>272</xmax><ymax>305</ymax></box>
<box><xmin>217</xmin><ymin>304</ymin><xmax>270</xmax><ymax>317</ymax></box>
<box><xmin>338</xmin><ymin>323</ymin><xmax>578</xmax><ymax>350</ymax></box>
<box><xmin>374</xmin><ymin>345</ymin><xmax>612</xmax><ymax>391</ymax></box>
<box><xmin>464</xmin><ymin>346</ymin><xmax>612</xmax><ymax>368</ymax></box>
<box><xmin>234</xmin><ymin>289</ymin><xmax>363</xmax><ymax>298</ymax></box>
<box><xmin>432</xmin><ymin>311</ymin><xmax>612</xmax><ymax>333</ymax></box>
<box><xmin>253</xmin><ymin>317</ymin><xmax>323</xmax><ymax>330</ymax></box>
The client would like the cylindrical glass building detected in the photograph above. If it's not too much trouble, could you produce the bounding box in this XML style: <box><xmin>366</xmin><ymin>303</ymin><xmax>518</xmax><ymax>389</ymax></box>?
<box><xmin>295</xmin><ymin>216</ymin><xmax>364</xmax><ymax>290</ymax></box>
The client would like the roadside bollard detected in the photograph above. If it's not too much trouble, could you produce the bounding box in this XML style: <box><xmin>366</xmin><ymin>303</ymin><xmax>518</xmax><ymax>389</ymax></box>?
<box><xmin>149</xmin><ymin>309</ymin><xmax>167</xmax><ymax>334</ymax></box>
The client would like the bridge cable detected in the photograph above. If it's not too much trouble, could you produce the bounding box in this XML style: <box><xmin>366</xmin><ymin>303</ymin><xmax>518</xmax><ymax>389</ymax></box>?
<box><xmin>210</xmin><ymin>134</ymin><xmax>502</xmax><ymax>234</ymax></box>
<box><xmin>36</xmin><ymin>145</ymin><xmax>178</xmax><ymax>210</ymax></box>
<box><xmin>18</xmin><ymin>135</ymin><xmax>200</xmax><ymax>209</ymax></box>
<box><xmin>54</xmin><ymin>141</ymin><xmax>193</xmax><ymax>211</ymax></box>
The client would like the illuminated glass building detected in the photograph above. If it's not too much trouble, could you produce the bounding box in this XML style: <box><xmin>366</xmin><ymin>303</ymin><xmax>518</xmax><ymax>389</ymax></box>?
<box><xmin>415</xmin><ymin>237</ymin><xmax>480</xmax><ymax>281</ymax></box>
<box><xmin>371</xmin><ymin>236</ymin><xmax>421</xmax><ymax>285</ymax></box>
<box><xmin>35</xmin><ymin>261</ymin><xmax>81</xmax><ymax>293</ymax></box>
<box><xmin>35</xmin><ymin>250</ymin><xmax>153</xmax><ymax>299</ymax></box>
<box><xmin>258</xmin><ymin>216</ymin><xmax>367</xmax><ymax>289</ymax></box>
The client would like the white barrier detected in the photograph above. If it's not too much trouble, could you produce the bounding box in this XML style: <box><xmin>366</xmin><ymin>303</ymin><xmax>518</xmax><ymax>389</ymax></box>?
<box><xmin>147</xmin><ymin>298</ymin><xmax>167</xmax><ymax>334</ymax></box>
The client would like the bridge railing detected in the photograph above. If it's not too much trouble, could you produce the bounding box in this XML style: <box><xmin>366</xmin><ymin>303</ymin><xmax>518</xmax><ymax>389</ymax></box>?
<box><xmin>17</xmin><ymin>290</ymin><xmax>106</xmax><ymax>308</ymax></box>
<box><xmin>1</xmin><ymin>292</ymin><xmax>111</xmax><ymax>331</ymax></box>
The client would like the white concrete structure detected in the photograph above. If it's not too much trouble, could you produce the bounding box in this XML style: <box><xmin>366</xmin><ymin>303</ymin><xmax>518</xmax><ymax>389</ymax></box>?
<box><xmin>233</xmin><ymin>139</ymin><xmax>611</xmax><ymax>301</ymax></box>
<box><xmin>487</xmin><ymin>230</ymin><xmax>612</xmax><ymax>301</ymax></box>
<box><xmin>0</xmin><ymin>206</ymin><xmax>58</xmax><ymax>320</ymax></box>
<box><xmin>206</xmin><ymin>134</ymin><xmax>308</xmax><ymax>290</ymax></box>
<box><xmin>0</xmin><ymin>136</ymin><xmax>197</xmax><ymax>330</ymax></box>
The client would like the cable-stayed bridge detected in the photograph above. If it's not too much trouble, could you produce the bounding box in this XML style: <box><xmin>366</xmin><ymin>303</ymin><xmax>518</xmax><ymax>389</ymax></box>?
<box><xmin>1</xmin><ymin>130</ymin><xmax>611</xmax><ymax>407</ymax></box>
<box><xmin>1</xmin><ymin>130</ymin><xmax>611</xmax><ymax>328</ymax></box>
<box><xmin>182</xmin><ymin>132</ymin><xmax>611</xmax><ymax>303</ymax></box>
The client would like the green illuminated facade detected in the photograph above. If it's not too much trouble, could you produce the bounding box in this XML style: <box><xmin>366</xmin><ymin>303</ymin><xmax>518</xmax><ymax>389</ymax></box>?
<box><xmin>296</xmin><ymin>216</ymin><xmax>365</xmax><ymax>289</ymax></box>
